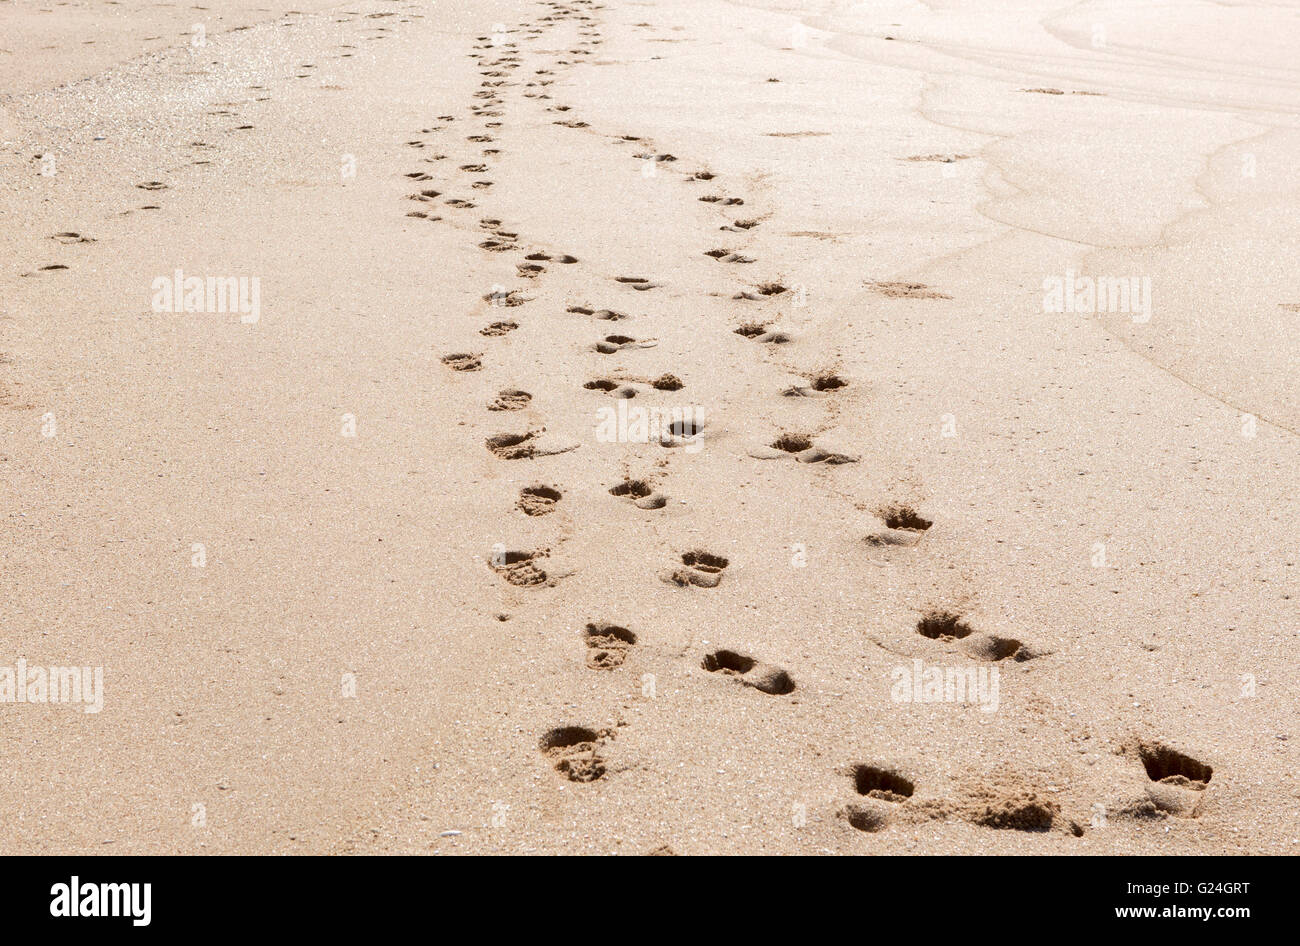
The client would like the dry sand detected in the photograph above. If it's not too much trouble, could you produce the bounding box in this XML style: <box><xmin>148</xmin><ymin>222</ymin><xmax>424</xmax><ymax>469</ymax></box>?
<box><xmin>0</xmin><ymin>0</ymin><xmax>1296</xmax><ymax>854</ymax></box>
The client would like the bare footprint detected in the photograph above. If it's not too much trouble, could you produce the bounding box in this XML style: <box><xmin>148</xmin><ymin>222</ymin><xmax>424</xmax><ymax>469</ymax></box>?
<box><xmin>783</xmin><ymin>372</ymin><xmax>846</xmax><ymax>397</ymax></box>
<box><xmin>584</xmin><ymin>622</ymin><xmax>636</xmax><ymax>669</ymax></box>
<box><xmin>748</xmin><ymin>432</ymin><xmax>857</xmax><ymax>464</ymax></box>
<box><xmin>704</xmin><ymin>248</ymin><xmax>755</xmax><ymax>264</ymax></box>
<box><xmin>662</xmin><ymin>549</ymin><xmax>728</xmax><ymax>588</ymax></box>
<box><xmin>518</xmin><ymin>484</ymin><xmax>562</xmax><ymax>516</ymax></box>
<box><xmin>916</xmin><ymin>609</ymin><xmax>975</xmax><ymax>640</ymax></box>
<box><xmin>610</xmin><ymin>478</ymin><xmax>668</xmax><ymax>509</ymax></box>
<box><xmin>489</xmin><ymin>548</ymin><xmax>551</xmax><ymax>586</ymax></box>
<box><xmin>615</xmin><ymin>276</ymin><xmax>662</xmax><ymax>291</ymax></box>
<box><xmin>734</xmin><ymin>323</ymin><xmax>790</xmax><ymax>344</ymax></box>
<box><xmin>486</xmin><ymin>431</ymin><xmax>579</xmax><ymax>459</ymax></box>
<box><xmin>869</xmin><ymin>280</ymin><xmax>951</xmax><ymax>300</ymax></box>
<box><xmin>865</xmin><ymin>503</ymin><xmax>931</xmax><ymax>547</ymax></box>
<box><xmin>441</xmin><ymin>352</ymin><xmax>482</xmax><ymax>372</ymax></box>
<box><xmin>1136</xmin><ymin>742</ymin><xmax>1213</xmax><ymax>818</ymax></box>
<box><xmin>488</xmin><ymin>389</ymin><xmax>531</xmax><ymax>411</ymax></box>
<box><xmin>701</xmin><ymin>649</ymin><xmax>794</xmax><ymax>695</ymax></box>
<box><xmin>595</xmin><ymin>334</ymin><xmax>658</xmax><ymax>354</ymax></box>
<box><xmin>539</xmin><ymin>726</ymin><xmax>609</xmax><ymax>782</ymax></box>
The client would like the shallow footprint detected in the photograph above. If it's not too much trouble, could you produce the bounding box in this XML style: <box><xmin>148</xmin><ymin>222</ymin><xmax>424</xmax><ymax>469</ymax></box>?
<box><xmin>595</xmin><ymin>334</ymin><xmax>657</xmax><ymax>354</ymax></box>
<box><xmin>661</xmin><ymin>549</ymin><xmax>728</xmax><ymax>588</ymax></box>
<box><xmin>488</xmin><ymin>389</ymin><xmax>531</xmax><ymax>411</ymax></box>
<box><xmin>441</xmin><ymin>352</ymin><xmax>482</xmax><ymax>372</ymax></box>
<box><xmin>518</xmin><ymin>484</ymin><xmax>562</xmax><ymax>516</ymax></box>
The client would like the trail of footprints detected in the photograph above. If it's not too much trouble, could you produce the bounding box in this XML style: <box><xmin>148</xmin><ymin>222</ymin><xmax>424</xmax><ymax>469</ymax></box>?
<box><xmin>17</xmin><ymin>0</ymin><xmax>1213</xmax><ymax>843</ymax></box>
<box><xmin>409</xmin><ymin>0</ymin><xmax>1217</xmax><ymax>836</ymax></box>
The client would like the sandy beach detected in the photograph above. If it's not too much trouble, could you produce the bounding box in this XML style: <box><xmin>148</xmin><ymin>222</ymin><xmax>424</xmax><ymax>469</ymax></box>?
<box><xmin>1</xmin><ymin>0</ymin><xmax>1296</xmax><ymax>855</ymax></box>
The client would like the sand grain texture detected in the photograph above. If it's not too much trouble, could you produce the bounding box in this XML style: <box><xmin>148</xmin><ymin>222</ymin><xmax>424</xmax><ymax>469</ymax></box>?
<box><xmin>0</xmin><ymin>0</ymin><xmax>1296</xmax><ymax>855</ymax></box>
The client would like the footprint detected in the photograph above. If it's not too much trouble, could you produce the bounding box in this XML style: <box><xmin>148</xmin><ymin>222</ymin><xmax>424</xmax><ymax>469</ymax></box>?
<box><xmin>783</xmin><ymin>372</ymin><xmax>846</xmax><ymax>397</ymax></box>
<box><xmin>615</xmin><ymin>276</ymin><xmax>662</xmax><ymax>291</ymax></box>
<box><xmin>441</xmin><ymin>352</ymin><xmax>482</xmax><ymax>372</ymax></box>
<box><xmin>610</xmin><ymin>479</ymin><xmax>668</xmax><ymax>509</ymax></box>
<box><xmin>734</xmin><ymin>324</ymin><xmax>790</xmax><ymax>344</ymax></box>
<box><xmin>51</xmin><ymin>232</ymin><xmax>94</xmax><ymax>244</ymax></box>
<box><xmin>484</xmin><ymin>289</ymin><xmax>531</xmax><ymax>307</ymax></box>
<box><xmin>136</xmin><ymin>181</ymin><xmax>168</xmax><ymax>191</ymax></box>
<box><xmin>595</xmin><ymin>334</ymin><xmax>657</xmax><ymax>354</ymax></box>
<box><xmin>915</xmin><ymin>610</ymin><xmax>974</xmax><ymax>640</ymax></box>
<box><xmin>849</xmin><ymin>765</ymin><xmax>915</xmax><ymax>802</ymax></box>
<box><xmin>701</xmin><ymin>649</ymin><xmax>794</xmax><ymax>695</ymax></box>
<box><xmin>539</xmin><ymin>726</ymin><xmax>608</xmax><ymax>782</ymax></box>
<box><xmin>865</xmin><ymin>503</ymin><xmax>932</xmax><ymax>547</ymax></box>
<box><xmin>965</xmin><ymin>785</ymin><xmax>1060</xmax><ymax>831</ymax></box>
<box><xmin>839</xmin><ymin>804</ymin><xmax>889</xmax><ymax>833</ymax></box>
<box><xmin>480</xmin><ymin>320</ymin><xmax>518</xmax><ymax>336</ymax></box>
<box><xmin>659</xmin><ymin>417</ymin><xmax>704</xmax><ymax>450</ymax></box>
<box><xmin>489</xmin><ymin>548</ymin><xmax>550</xmax><ymax>586</ymax></box>
<box><xmin>488</xmin><ymin>389</ymin><xmax>531</xmax><ymax>411</ymax></box>
<box><xmin>748</xmin><ymin>433</ymin><xmax>857</xmax><ymax>464</ymax></box>
<box><xmin>961</xmin><ymin>634</ymin><xmax>1041</xmax><ymax>663</ymax></box>
<box><xmin>869</xmin><ymin>280</ymin><xmax>951</xmax><ymax>300</ymax></box>
<box><xmin>662</xmin><ymin>550</ymin><xmax>728</xmax><ymax>588</ymax></box>
<box><xmin>518</xmin><ymin>484</ymin><xmax>562</xmax><ymax>516</ymax></box>
<box><xmin>585</xmin><ymin>378</ymin><xmax>637</xmax><ymax>398</ymax></box>
<box><xmin>486</xmin><ymin>431</ymin><xmax>579</xmax><ymax>459</ymax></box>
<box><xmin>704</xmin><ymin>248</ymin><xmax>755</xmax><ymax>264</ymax></box>
<box><xmin>1137</xmin><ymin>742</ymin><xmax>1213</xmax><ymax>818</ymax></box>
<box><xmin>584</xmin><ymin>622</ymin><xmax>636</xmax><ymax>669</ymax></box>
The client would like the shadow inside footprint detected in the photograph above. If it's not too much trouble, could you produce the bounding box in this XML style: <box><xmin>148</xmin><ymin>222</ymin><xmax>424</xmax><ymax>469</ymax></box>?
<box><xmin>916</xmin><ymin>610</ymin><xmax>975</xmax><ymax>640</ymax></box>
<box><xmin>851</xmin><ymin>765</ymin><xmax>915</xmax><ymax>802</ymax></box>
<box><xmin>702</xmin><ymin>649</ymin><xmax>795</xmax><ymax>695</ymax></box>
<box><xmin>866</xmin><ymin>504</ymin><xmax>932</xmax><ymax>547</ymax></box>
<box><xmin>584</xmin><ymin>622</ymin><xmax>636</xmax><ymax>669</ymax></box>
<box><xmin>539</xmin><ymin>726</ymin><xmax>606</xmax><ymax>782</ymax></box>
<box><xmin>518</xmin><ymin>484</ymin><xmax>562</xmax><ymax>516</ymax></box>
<box><xmin>663</xmin><ymin>549</ymin><xmax>729</xmax><ymax>587</ymax></box>
<box><xmin>610</xmin><ymin>479</ymin><xmax>667</xmax><ymax>509</ymax></box>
